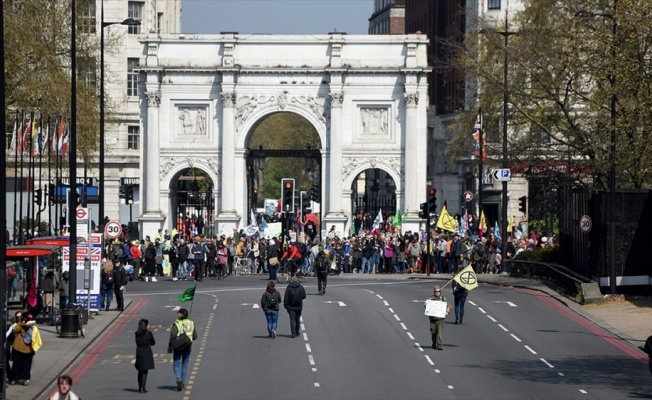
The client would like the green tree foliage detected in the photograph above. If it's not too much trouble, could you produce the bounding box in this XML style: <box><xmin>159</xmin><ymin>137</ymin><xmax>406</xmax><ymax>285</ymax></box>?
<box><xmin>5</xmin><ymin>0</ymin><xmax>111</xmax><ymax>166</ymax></box>
<box><xmin>446</xmin><ymin>0</ymin><xmax>652</xmax><ymax>190</ymax></box>
<box><xmin>249</xmin><ymin>112</ymin><xmax>321</xmax><ymax>201</ymax></box>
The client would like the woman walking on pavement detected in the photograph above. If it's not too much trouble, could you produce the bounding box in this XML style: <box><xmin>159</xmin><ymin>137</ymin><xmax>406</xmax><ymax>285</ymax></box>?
<box><xmin>135</xmin><ymin>318</ymin><xmax>155</xmax><ymax>393</ymax></box>
<box><xmin>260</xmin><ymin>281</ymin><xmax>282</xmax><ymax>338</ymax></box>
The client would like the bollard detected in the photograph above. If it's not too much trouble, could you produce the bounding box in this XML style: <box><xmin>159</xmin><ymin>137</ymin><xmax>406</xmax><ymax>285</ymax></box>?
<box><xmin>59</xmin><ymin>309</ymin><xmax>80</xmax><ymax>338</ymax></box>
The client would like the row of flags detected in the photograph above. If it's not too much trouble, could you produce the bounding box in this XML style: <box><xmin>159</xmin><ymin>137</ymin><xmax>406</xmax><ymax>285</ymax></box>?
<box><xmin>471</xmin><ymin>109</ymin><xmax>487</xmax><ymax>161</ymax></box>
<box><xmin>10</xmin><ymin>113</ymin><xmax>70</xmax><ymax>157</ymax></box>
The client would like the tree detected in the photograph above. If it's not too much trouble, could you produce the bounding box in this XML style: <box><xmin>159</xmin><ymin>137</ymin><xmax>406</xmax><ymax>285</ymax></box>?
<box><xmin>446</xmin><ymin>0</ymin><xmax>652</xmax><ymax>190</ymax></box>
<box><xmin>4</xmin><ymin>0</ymin><xmax>122</xmax><ymax>165</ymax></box>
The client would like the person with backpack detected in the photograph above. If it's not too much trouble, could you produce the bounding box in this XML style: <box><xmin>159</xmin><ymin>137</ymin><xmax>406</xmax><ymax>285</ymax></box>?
<box><xmin>283</xmin><ymin>275</ymin><xmax>306</xmax><ymax>338</ymax></box>
<box><xmin>315</xmin><ymin>246</ymin><xmax>330</xmax><ymax>295</ymax></box>
<box><xmin>260</xmin><ymin>281</ymin><xmax>282</xmax><ymax>338</ymax></box>
<box><xmin>168</xmin><ymin>308</ymin><xmax>197</xmax><ymax>392</ymax></box>
<box><xmin>100</xmin><ymin>259</ymin><xmax>115</xmax><ymax>311</ymax></box>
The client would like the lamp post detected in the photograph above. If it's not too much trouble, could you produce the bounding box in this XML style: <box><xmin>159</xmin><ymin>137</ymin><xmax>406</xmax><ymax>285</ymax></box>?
<box><xmin>99</xmin><ymin>1</ymin><xmax>140</xmax><ymax>236</ymax></box>
<box><xmin>483</xmin><ymin>11</ymin><xmax>518</xmax><ymax>267</ymax></box>
<box><xmin>575</xmin><ymin>2</ymin><xmax>618</xmax><ymax>295</ymax></box>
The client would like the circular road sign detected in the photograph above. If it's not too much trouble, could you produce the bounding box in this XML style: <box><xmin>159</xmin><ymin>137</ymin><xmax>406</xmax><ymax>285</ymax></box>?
<box><xmin>104</xmin><ymin>221</ymin><xmax>122</xmax><ymax>239</ymax></box>
<box><xmin>579</xmin><ymin>215</ymin><xmax>592</xmax><ymax>233</ymax></box>
<box><xmin>75</xmin><ymin>208</ymin><xmax>87</xmax><ymax>220</ymax></box>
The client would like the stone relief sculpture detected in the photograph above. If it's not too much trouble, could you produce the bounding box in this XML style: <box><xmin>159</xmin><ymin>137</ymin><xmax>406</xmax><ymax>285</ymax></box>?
<box><xmin>160</xmin><ymin>156</ymin><xmax>220</xmax><ymax>182</ymax></box>
<box><xmin>291</xmin><ymin>95</ymin><xmax>326</xmax><ymax>123</ymax></box>
<box><xmin>341</xmin><ymin>157</ymin><xmax>402</xmax><ymax>182</ymax></box>
<box><xmin>361</xmin><ymin>108</ymin><xmax>389</xmax><ymax>136</ymax></box>
<box><xmin>235</xmin><ymin>95</ymin><xmax>275</xmax><ymax>129</ymax></box>
<box><xmin>178</xmin><ymin>107</ymin><xmax>207</xmax><ymax>135</ymax></box>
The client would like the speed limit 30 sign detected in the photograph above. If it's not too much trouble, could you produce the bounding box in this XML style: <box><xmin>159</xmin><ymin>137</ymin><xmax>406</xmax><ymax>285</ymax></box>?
<box><xmin>104</xmin><ymin>221</ymin><xmax>123</xmax><ymax>239</ymax></box>
<box><xmin>579</xmin><ymin>215</ymin><xmax>592</xmax><ymax>233</ymax></box>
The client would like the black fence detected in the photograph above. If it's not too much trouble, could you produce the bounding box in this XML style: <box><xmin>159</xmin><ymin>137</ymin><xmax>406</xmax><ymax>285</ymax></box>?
<box><xmin>352</xmin><ymin>196</ymin><xmax>396</xmax><ymax>220</ymax></box>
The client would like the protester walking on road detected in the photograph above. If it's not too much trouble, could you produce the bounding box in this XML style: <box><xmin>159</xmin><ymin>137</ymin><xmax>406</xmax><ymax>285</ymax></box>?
<box><xmin>640</xmin><ymin>329</ymin><xmax>652</xmax><ymax>376</ymax></box>
<box><xmin>452</xmin><ymin>280</ymin><xmax>468</xmax><ymax>325</ymax></box>
<box><xmin>135</xmin><ymin>318</ymin><xmax>155</xmax><ymax>393</ymax></box>
<box><xmin>315</xmin><ymin>246</ymin><xmax>329</xmax><ymax>295</ymax></box>
<box><xmin>283</xmin><ymin>275</ymin><xmax>306</xmax><ymax>338</ymax></box>
<box><xmin>261</xmin><ymin>281</ymin><xmax>282</xmax><ymax>338</ymax></box>
<box><xmin>49</xmin><ymin>375</ymin><xmax>80</xmax><ymax>400</ymax></box>
<box><xmin>425</xmin><ymin>286</ymin><xmax>450</xmax><ymax>350</ymax></box>
<box><xmin>169</xmin><ymin>308</ymin><xmax>197</xmax><ymax>391</ymax></box>
<box><xmin>267</xmin><ymin>238</ymin><xmax>279</xmax><ymax>281</ymax></box>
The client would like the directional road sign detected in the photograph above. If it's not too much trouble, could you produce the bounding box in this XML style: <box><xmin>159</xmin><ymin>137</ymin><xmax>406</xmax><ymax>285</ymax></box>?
<box><xmin>491</xmin><ymin>168</ymin><xmax>512</xmax><ymax>181</ymax></box>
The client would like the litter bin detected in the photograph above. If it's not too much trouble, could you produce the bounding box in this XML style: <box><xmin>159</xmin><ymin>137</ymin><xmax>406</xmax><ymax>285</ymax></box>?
<box><xmin>60</xmin><ymin>308</ymin><xmax>80</xmax><ymax>338</ymax></box>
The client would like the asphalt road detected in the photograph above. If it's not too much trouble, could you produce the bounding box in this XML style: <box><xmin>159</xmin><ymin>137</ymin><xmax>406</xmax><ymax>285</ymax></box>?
<box><xmin>68</xmin><ymin>276</ymin><xmax>650</xmax><ymax>399</ymax></box>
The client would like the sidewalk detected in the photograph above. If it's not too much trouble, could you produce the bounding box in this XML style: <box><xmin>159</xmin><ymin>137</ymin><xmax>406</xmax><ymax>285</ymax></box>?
<box><xmin>12</xmin><ymin>273</ymin><xmax>652</xmax><ymax>399</ymax></box>
<box><xmin>7</xmin><ymin>298</ymin><xmax>133</xmax><ymax>400</ymax></box>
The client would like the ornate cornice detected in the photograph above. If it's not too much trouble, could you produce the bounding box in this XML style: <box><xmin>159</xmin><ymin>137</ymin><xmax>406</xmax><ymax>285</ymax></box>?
<box><xmin>341</xmin><ymin>157</ymin><xmax>403</xmax><ymax>181</ymax></box>
<box><xmin>160</xmin><ymin>156</ymin><xmax>221</xmax><ymax>182</ymax></box>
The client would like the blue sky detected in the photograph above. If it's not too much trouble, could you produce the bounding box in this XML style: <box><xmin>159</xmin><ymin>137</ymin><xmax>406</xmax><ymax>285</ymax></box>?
<box><xmin>181</xmin><ymin>0</ymin><xmax>372</xmax><ymax>34</ymax></box>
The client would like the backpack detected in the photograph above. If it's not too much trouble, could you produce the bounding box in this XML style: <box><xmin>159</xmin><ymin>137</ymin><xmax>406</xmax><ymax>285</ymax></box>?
<box><xmin>288</xmin><ymin>285</ymin><xmax>302</xmax><ymax>306</ymax></box>
<box><xmin>113</xmin><ymin>246</ymin><xmax>125</xmax><ymax>260</ymax></box>
<box><xmin>315</xmin><ymin>251</ymin><xmax>329</xmax><ymax>272</ymax></box>
<box><xmin>266</xmin><ymin>292</ymin><xmax>279</xmax><ymax>309</ymax></box>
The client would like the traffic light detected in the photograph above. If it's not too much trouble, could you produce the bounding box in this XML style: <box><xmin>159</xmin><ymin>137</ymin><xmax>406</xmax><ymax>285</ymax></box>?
<box><xmin>419</xmin><ymin>202</ymin><xmax>428</xmax><ymax>219</ymax></box>
<box><xmin>33</xmin><ymin>188</ymin><xmax>42</xmax><ymax>206</ymax></box>
<box><xmin>518</xmin><ymin>195</ymin><xmax>527</xmax><ymax>214</ymax></box>
<box><xmin>310</xmin><ymin>181</ymin><xmax>320</xmax><ymax>202</ymax></box>
<box><xmin>300</xmin><ymin>191</ymin><xmax>310</xmax><ymax>218</ymax></box>
<box><xmin>427</xmin><ymin>187</ymin><xmax>437</xmax><ymax>213</ymax></box>
<box><xmin>126</xmin><ymin>185</ymin><xmax>134</xmax><ymax>203</ymax></box>
<box><xmin>281</xmin><ymin>178</ymin><xmax>295</xmax><ymax>212</ymax></box>
<box><xmin>48</xmin><ymin>183</ymin><xmax>55</xmax><ymax>205</ymax></box>
<box><xmin>119</xmin><ymin>184</ymin><xmax>127</xmax><ymax>199</ymax></box>
<box><xmin>252</xmin><ymin>188</ymin><xmax>258</xmax><ymax>206</ymax></box>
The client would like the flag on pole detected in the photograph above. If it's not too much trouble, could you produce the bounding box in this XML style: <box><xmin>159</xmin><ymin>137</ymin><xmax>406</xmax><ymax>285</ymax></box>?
<box><xmin>177</xmin><ymin>284</ymin><xmax>197</xmax><ymax>303</ymax></box>
<box><xmin>494</xmin><ymin>220</ymin><xmax>501</xmax><ymax>242</ymax></box>
<box><xmin>371</xmin><ymin>209</ymin><xmax>383</xmax><ymax>234</ymax></box>
<box><xmin>436</xmin><ymin>206</ymin><xmax>457</xmax><ymax>233</ymax></box>
<box><xmin>392</xmin><ymin>209</ymin><xmax>401</xmax><ymax>226</ymax></box>
<box><xmin>9</xmin><ymin>117</ymin><xmax>17</xmax><ymax>152</ymax></box>
<box><xmin>479</xmin><ymin>211</ymin><xmax>487</xmax><ymax>233</ymax></box>
<box><xmin>41</xmin><ymin>118</ymin><xmax>50</xmax><ymax>155</ymax></box>
<box><xmin>454</xmin><ymin>265</ymin><xmax>479</xmax><ymax>291</ymax></box>
<box><xmin>251</xmin><ymin>209</ymin><xmax>258</xmax><ymax>227</ymax></box>
<box><xmin>472</xmin><ymin>110</ymin><xmax>487</xmax><ymax>160</ymax></box>
<box><xmin>29</xmin><ymin>116</ymin><xmax>38</xmax><ymax>157</ymax></box>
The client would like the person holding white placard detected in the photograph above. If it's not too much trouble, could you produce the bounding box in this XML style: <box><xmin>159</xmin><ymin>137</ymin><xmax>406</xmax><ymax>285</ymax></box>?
<box><xmin>425</xmin><ymin>286</ymin><xmax>451</xmax><ymax>350</ymax></box>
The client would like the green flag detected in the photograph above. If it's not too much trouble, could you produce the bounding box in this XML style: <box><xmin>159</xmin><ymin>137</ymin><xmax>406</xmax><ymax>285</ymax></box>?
<box><xmin>392</xmin><ymin>209</ymin><xmax>401</xmax><ymax>226</ymax></box>
<box><xmin>177</xmin><ymin>284</ymin><xmax>197</xmax><ymax>303</ymax></box>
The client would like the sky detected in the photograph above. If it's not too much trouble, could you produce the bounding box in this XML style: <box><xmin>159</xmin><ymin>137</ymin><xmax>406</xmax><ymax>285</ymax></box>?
<box><xmin>181</xmin><ymin>0</ymin><xmax>373</xmax><ymax>35</ymax></box>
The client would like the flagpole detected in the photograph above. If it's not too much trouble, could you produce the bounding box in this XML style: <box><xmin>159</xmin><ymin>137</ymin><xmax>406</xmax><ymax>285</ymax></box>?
<box><xmin>477</xmin><ymin>108</ymin><xmax>484</xmax><ymax>222</ymax></box>
<box><xmin>13</xmin><ymin>111</ymin><xmax>19</xmax><ymax>243</ymax></box>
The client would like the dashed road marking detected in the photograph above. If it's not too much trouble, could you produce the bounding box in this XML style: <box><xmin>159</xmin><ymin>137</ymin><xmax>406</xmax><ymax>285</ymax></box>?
<box><xmin>478</xmin><ymin>307</ymin><xmax>486</xmax><ymax>314</ymax></box>
<box><xmin>579</xmin><ymin>389</ymin><xmax>587</xmax><ymax>394</ymax></box>
<box><xmin>487</xmin><ymin>315</ymin><xmax>497</xmax><ymax>322</ymax></box>
<box><xmin>498</xmin><ymin>324</ymin><xmax>509</xmax><ymax>332</ymax></box>
<box><xmin>425</xmin><ymin>355</ymin><xmax>434</xmax><ymax>365</ymax></box>
<box><xmin>524</xmin><ymin>345</ymin><xmax>537</xmax><ymax>355</ymax></box>
<box><xmin>540</xmin><ymin>358</ymin><xmax>555</xmax><ymax>368</ymax></box>
<box><xmin>400</xmin><ymin>323</ymin><xmax>408</xmax><ymax>330</ymax></box>
<box><xmin>510</xmin><ymin>334</ymin><xmax>522</xmax><ymax>342</ymax></box>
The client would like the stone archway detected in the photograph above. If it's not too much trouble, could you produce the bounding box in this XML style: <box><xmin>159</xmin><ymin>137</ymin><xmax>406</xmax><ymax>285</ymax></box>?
<box><xmin>138</xmin><ymin>33</ymin><xmax>430</xmax><ymax>238</ymax></box>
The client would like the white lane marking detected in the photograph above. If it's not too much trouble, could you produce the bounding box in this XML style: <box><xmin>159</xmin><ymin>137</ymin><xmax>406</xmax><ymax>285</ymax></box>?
<box><xmin>498</xmin><ymin>324</ymin><xmax>509</xmax><ymax>332</ymax></box>
<box><xmin>425</xmin><ymin>355</ymin><xmax>434</xmax><ymax>365</ymax></box>
<box><xmin>388</xmin><ymin>307</ymin><xmax>395</xmax><ymax>313</ymax></box>
<box><xmin>314</xmin><ymin>383</ymin><xmax>320</xmax><ymax>387</ymax></box>
<box><xmin>305</xmin><ymin>343</ymin><xmax>312</xmax><ymax>353</ymax></box>
<box><xmin>212</xmin><ymin>304</ymin><xmax>217</xmax><ymax>310</ymax></box>
<box><xmin>323</xmin><ymin>301</ymin><xmax>347</xmax><ymax>306</ymax></box>
<box><xmin>448</xmin><ymin>385</ymin><xmax>454</xmax><ymax>389</ymax></box>
<box><xmin>384</xmin><ymin>301</ymin><xmax>390</xmax><ymax>306</ymax></box>
<box><xmin>510</xmin><ymin>334</ymin><xmax>522</xmax><ymax>342</ymax></box>
<box><xmin>312</xmin><ymin>368</ymin><xmax>317</xmax><ymax>372</ymax></box>
<box><xmin>494</xmin><ymin>301</ymin><xmax>518</xmax><ymax>307</ymax></box>
<box><xmin>434</xmin><ymin>369</ymin><xmax>441</xmax><ymax>374</ymax></box>
<box><xmin>301</xmin><ymin>323</ymin><xmax>305</xmax><ymax>331</ymax></box>
<box><xmin>240</xmin><ymin>303</ymin><xmax>260</xmax><ymax>308</ymax></box>
<box><xmin>469</xmin><ymin>301</ymin><xmax>477</xmax><ymax>306</ymax></box>
<box><xmin>416</xmin><ymin>343</ymin><xmax>424</xmax><ymax>352</ymax></box>
<box><xmin>393</xmin><ymin>314</ymin><xmax>401</xmax><ymax>321</ymax></box>
<box><xmin>579</xmin><ymin>389</ymin><xmax>587</xmax><ymax>394</ymax></box>
<box><xmin>478</xmin><ymin>308</ymin><xmax>487</xmax><ymax>314</ymax></box>
<box><xmin>376</xmin><ymin>294</ymin><xmax>384</xmax><ymax>299</ymax></box>
<box><xmin>558</xmin><ymin>372</ymin><xmax>565</xmax><ymax>376</ymax></box>
<box><xmin>308</xmin><ymin>355</ymin><xmax>315</xmax><ymax>365</ymax></box>
<box><xmin>400</xmin><ymin>323</ymin><xmax>408</xmax><ymax>330</ymax></box>
<box><xmin>487</xmin><ymin>315</ymin><xmax>497</xmax><ymax>323</ymax></box>
<box><xmin>407</xmin><ymin>332</ymin><xmax>415</xmax><ymax>340</ymax></box>
<box><xmin>303</xmin><ymin>333</ymin><xmax>308</xmax><ymax>340</ymax></box>
<box><xmin>363</xmin><ymin>289</ymin><xmax>375</xmax><ymax>293</ymax></box>
<box><xmin>524</xmin><ymin>345</ymin><xmax>537</xmax><ymax>355</ymax></box>
<box><xmin>540</xmin><ymin>358</ymin><xmax>554</xmax><ymax>368</ymax></box>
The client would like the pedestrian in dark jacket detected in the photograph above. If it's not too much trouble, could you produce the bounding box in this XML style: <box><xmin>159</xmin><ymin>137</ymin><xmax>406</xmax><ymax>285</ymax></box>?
<box><xmin>260</xmin><ymin>281</ymin><xmax>282</xmax><ymax>338</ymax></box>
<box><xmin>267</xmin><ymin>238</ymin><xmax>279</xmax><ymax>280</ymax></box>
<box><xmin>283</xmin><ymin>276</ymin><xmax>306</xmax><ymax>338</ymax></box>
<box><xmin>640</xmin><ymin>329</ymin><xmax>652</xmax><ymax>377</ymax></box>
<box><xmin>135</xmin><ymin>318</ymin><xmax>155</xmax><ymax>393</ymax></box>
<box><xmin>113</xmin><ymin>259</ymin><xmax>128</xmax><ymax>311</ymax></box>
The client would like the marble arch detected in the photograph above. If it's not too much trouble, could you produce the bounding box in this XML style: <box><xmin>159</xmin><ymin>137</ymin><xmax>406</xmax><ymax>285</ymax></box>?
<box><xmin>137</xmin><ymin>33</ymin><xmax>430</xmax><ymax>237</ymax></box>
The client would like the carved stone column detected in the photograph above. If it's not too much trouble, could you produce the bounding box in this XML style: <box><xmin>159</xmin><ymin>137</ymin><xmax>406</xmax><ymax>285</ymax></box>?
<box><xmin>404</xmin><ymin>92</ymin><xmax>419</xmax><ymax>214</ymax></box>
<box><xmin>327</xmin><ymin>92</ymin><xmax>344</xmax><ymax>215</ymax></box>
<box><xmin>219</xmin><ymin>91</ymin><xmax>237</xmax><ymax>215</ymax></box>
<box><xmin>139</xmin><ymin>89</ymin><xmax>165</xmax><ymax>238</ymax></box>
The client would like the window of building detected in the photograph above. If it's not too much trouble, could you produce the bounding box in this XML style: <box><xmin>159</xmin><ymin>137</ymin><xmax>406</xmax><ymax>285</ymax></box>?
<box><xmin>128</xmin><ymin>2</ymin><xmax>143</xmax><ymax>34</ymax></box>
<box><xmin>79</xmin><ymin>0</ymin><xmax>97</xmax><ymax>34</ymax></box>
<box><xmin>127</xmin><ymin>58</ymin><xmax>139</xmax><ymax>96</ymax></box>
<box><xmin>128</xmin><ymin>126</ymin><xmax>140</xmax><ymax>150</ymax></box>
<box><xmin>78</xmin><ymin>56</ymin><xmax>97</xmax><ymax>87</ymax></box>
<box><xmin>488</xmin><ymin>0</ymin><xmax>501</xmax><ymax>10</ymax></box>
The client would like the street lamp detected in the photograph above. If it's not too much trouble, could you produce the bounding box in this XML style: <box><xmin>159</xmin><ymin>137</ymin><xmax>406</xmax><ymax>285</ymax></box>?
<box><xmin>99</xmin><ymin>1</ymin><xmax>140</xmax><ymax>235</ymax></box>
<box><xmin>481</xmin><ymin>11</ymin><xmax>518</xmax><ymax>267</ymax></box>
<box><xmin>575</xmin><ymin>3</ymin><xmax>618</xmax><ymax>295</ymax></box>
